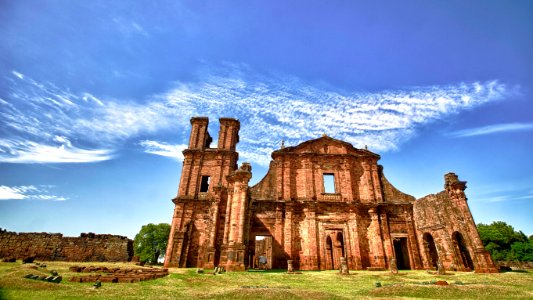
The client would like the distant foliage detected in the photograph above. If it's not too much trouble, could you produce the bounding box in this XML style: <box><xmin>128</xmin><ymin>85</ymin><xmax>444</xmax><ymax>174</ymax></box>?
<box><xmin>478</xmin><ymin>221</ymin><xmax>532</xmax><ymax>261</ymax></box>
<box><xmin>133</xmin><ymin>223</ymin><xmax>171</xmax><ymax>264</ymax></box>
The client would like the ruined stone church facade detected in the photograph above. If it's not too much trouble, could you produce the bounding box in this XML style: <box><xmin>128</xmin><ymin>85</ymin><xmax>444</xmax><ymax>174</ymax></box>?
<box><xmin>164</xmin><ymin>117</ymin><xmax>497</xmax><ymax>273</ymax></box>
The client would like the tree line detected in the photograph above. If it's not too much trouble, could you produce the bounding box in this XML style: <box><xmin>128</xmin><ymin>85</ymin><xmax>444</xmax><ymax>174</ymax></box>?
<box><xmin>477</xmin><ymin>221</ymin><xmax>533</xmax><ymax>262</ymax></box>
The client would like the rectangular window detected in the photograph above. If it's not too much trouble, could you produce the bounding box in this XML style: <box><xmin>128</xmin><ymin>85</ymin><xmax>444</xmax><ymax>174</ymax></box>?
<box><xmin>200</xmin><ymin>176</ymin><xmax>210</xmax><ymax>192</ymax></box>
<box><xmin>323</xmin><ymin>173</ymin><xmax>335</xmax><ymax>193</ymax></box>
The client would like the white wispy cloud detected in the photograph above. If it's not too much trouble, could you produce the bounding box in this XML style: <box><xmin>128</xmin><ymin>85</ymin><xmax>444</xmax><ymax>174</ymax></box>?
<box><xmin>2</xmin><ymin>65</ymin><xmax>512</xmax><ymax>166</ymax></box>
<box><xmin>0</xmin><ymin>185</ymin><xmax>67</xmax><ymax>201</ymax></box>
<box><xmin>449</xmin><ymin>123</ymin><xmax>533</xmax><ymax>138</ymax></box>
<box><xmin>112</xmin><ymin>17</ymin><xmax>150</xmax><ymax>38</ymax></box>
<box><xmin>469</xmin><ymin>180</ymin><xmax>533</xmax><ymax>203</ymax></box>
<box><xmin>477</xmin><ymin>192</ymin><xmax>533</xmax><ymax>203</ymax></box>
<box><xmin>139</xmin><ymin>140</ymin><xmax>187</xmax><ymax>160</ymax></box>
<box><xmin>158</xmin><ymin>66</ymin><xmax>509</xmax><ymax>165</ymax></box>
<box><xmin>1</xmin><ymin>71</ymin><xmax>179</xmax><ymax>163</ymax></box>
<box><xmin>0</xmin><ymin>138</ymin><xmax>113</xmax><ymax>163</ymax></box>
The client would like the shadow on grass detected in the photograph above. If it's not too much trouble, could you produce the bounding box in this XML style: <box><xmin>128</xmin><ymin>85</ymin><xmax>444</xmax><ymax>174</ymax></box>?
<box><xmin>500</xmin><ymin>269</ymin><xmax>530</xmax><ymax>273</ymax></box>
<box><xmin>247</xmin><ymin>269</ymin><xmax>289</xmax><ymax>274</ymax></box>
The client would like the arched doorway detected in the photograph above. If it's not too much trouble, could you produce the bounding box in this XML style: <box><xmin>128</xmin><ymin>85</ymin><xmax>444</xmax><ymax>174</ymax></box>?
<box><xmin>423</xmin><ymin>233</ymin><xmax>439</xmax><ymax>269</ymax></box>
<box><xmin>324</xmin><ymin>231</ymin><xmax>346</xmax><ymax>270</ymax></box>
<box><xmin>334</xmin><ymin>232</ymin><xmax>345</xmax><ymax>269</ymax></box>
<box><xmin>326</xmin><ymin>235</ymin><xmax>334</xmax><ymax>270</ymax></box>
<box><xmin>452</xmin><ymin>231</ymin><xmax>474</xmax><ymax>271</ymax></box>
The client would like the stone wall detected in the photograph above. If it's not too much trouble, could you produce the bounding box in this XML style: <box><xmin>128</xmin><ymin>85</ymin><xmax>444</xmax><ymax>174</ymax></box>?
<box><xmin>413</xmin><ymin>173</ymin><xmax>498</xmax><ymax>273</ymax></box>
<box><xmin>0</xmin><ymin>229</ymin><xmax>133</xmax><ymax>262</ymax></box>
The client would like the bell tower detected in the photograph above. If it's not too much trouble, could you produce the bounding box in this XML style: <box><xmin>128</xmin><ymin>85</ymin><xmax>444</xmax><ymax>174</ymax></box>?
<box><xmin>164</xmin><ymin>117</ymin><xmax>240</xmax><ymax>268</ymax></box>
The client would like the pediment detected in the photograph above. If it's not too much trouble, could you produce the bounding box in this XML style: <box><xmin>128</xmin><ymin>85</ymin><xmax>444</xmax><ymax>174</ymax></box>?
<box><xmin>274</xmin><ymin>136</ymin><xmax>375</xmax><ymax>156</ymax></box>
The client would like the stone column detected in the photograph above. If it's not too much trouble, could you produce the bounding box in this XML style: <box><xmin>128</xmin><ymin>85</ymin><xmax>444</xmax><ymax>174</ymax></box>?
<box><xmin>339</xmin><ymin>257</ymin><xmax>349</xmax><ymax>274</ymax></box>
<box><xmin>389</xmin><ymin>257</ymin><xmax>398</xmax><ymax>274</ymax></box>
<box><xmin>348</xmin><ymin>209</ymin><xmax>362</xmax><ymax>269</ymax></box>
<box><xmin>361</xmin><ymin>161</ymin><xmax>374</xmax><ymax>202</ymax></box>
<box><xmin>367</xmin><ymin>208</ymin><xmax>386</xmax><ymax>269</ymax></box>
<box><xmin>380</xmin><ymin>211</ymin><xmax>393</xmax><ymax>267</ymax></box>
<box><xmin>405</xmin><ymin>210</ymin><xmax>423</xmax><ymax>269</ymax></box>
<box><xmin>284</xmin><ymin>203</ymin><xmax>293</xmax><ymax>261</ymax></box>
<box><xmin>287</xmin><ymin>260</ymin><xmax>294</xmax><ymax>273</ymax></box>
<box><xmin>304</xmin><ymin>204</ymin><xmax>319</xmax><ymax>270</ymax></box>
<box><xmin>370</xmin><ymin>163</ymin><xmax>383</xmax><ymax>202</ymax></box>
<box><xmin>204</xmin><ymin>187</ymin><xmax>222</xmax><ymax>269</ymax></box>
<box><xmin>220</xmin><ymin>163</ymin><xmax>252</xmax><ymax>271</ymax></box>
<box><xmin>276</xmin><ymin>160</ymin><xmax>284</xmax><ymax>200</ymax></box>
<box><xmin>164</xmin><ymin>201</ymin><xmax>189</xmax><ymax>267</ymax></box>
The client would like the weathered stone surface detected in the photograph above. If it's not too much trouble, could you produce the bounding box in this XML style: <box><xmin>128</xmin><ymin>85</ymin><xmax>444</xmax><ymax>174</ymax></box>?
<box><xmin>437</xmin><ymin>261</ymin><xmax>446</xmax><ymax>275</ymax></box>
<box><xmin>414</xmin><ymin>173</ymin><xmax>498</xmax><ymax>273</ymax></box>
<box><xmin>287</xmin><ymin>260</ymin><xmax>294</xmax><ymax>273</ymax></box>
<box><xmin>68</xmin><ymin>266</ymin><xmax>169</xmax><ymax>283</ymax></box>
<box><xmin>389</xmin><ymin>258</ymin><xmax>398</xmax><ymax>274</ymax></box>
<box><xmin>0</xmin><ymin>229</ymin><xmax>133</xmax><ymax>262</ymax></box>
<box><xmin>164</xmin><ymin>117</ymin><xmax>498</xmax><ymax>273</ymax></box>
<box><xmin>339</xmin><ymin>257</ymin><xmax>349</xmax><ymax>275</ymax></box>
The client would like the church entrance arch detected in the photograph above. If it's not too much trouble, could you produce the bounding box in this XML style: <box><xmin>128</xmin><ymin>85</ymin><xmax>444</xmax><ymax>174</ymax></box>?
<box><xmin>324</xmin><ymin>230</ymin><xmax>345</xmax><ymax>270</ymax></box>
<box><xmin>423</xmin><ymin>233</ymin><xmax>439</xmax><ymax>269</ymax></box>
<box><xmin>326</xmin><ymin>236</ymin><xmax>334</xmax><ymax>270</ymax></box>
<box><xmin>452</xmin><ymin>231</ymin><xmax>474</xmax><ymax>271</ymax></box>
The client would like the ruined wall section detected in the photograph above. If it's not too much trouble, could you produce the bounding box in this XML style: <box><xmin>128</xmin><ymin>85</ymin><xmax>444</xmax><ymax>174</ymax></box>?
<box><xmin>378</xmin><ymin>167</ymin><xmax>416</xmax><ymax>203</ymax></box>
<box><xmin>413</xmin><ymin>173</ymin><xmax>498</xmax><ymax>273</ymax></box>
<box><xmin>0</xmin><ymin>229</ymin><xmax>132</xmax><ymax>262</ymax></box>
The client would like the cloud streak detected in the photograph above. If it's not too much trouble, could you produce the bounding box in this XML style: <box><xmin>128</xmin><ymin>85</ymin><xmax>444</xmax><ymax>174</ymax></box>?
<box><xmin>139</xmin><ymin>140</ymin><xmax>187</xmax><ymax>160</ymax></box>
<box><xmin>449</xmin><ymin>123</ymin><xmax>533</xmax><ymax>138</ymax></box>
<box><xmin>0</xmin><ymin>71</ymin><xmax>178</xmax><ymax>163</ymax></box>
<box><xmin>1</xmin><ymin>65</ymin><xmax>511</xmax><ymax>165</ymax></box>
<box><xmin>0</xmin><ymin>185</ymin><xmax>67</xmax><ymax>201</ymax></box>
<box><xmin>0</xmin><ymin>137</ymin><xmax>113</xmax><ymax>163</ymax></box>
<box><xmin>159</xmin><ymin>65</ymin><xmax>509</xmax><ymax>164</ymax></box>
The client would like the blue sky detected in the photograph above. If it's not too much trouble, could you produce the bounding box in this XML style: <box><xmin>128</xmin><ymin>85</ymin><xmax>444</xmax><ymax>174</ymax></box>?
<box><xmin>1</xmin><ymin>1</ymin><xmax>532</xmax><ymax>238</ymax></box>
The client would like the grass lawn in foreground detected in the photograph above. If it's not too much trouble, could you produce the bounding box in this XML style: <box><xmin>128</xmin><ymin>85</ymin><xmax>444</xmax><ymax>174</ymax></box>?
<box><xmin>0</xmin><ymin>261</ymin><xmax>532</xmax><ymax>299</ymax></box>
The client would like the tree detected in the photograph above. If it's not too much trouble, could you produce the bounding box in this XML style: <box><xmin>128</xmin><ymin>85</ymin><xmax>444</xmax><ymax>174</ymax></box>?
<box><xmin>134</xmin><ymin>223</ymin><xmax>171</xmax><ymax>264</ymax></box>
<box><xmin>477</xmin><ymin>221</ymin><xmax>532</xmax><ymax>261</ymax></box>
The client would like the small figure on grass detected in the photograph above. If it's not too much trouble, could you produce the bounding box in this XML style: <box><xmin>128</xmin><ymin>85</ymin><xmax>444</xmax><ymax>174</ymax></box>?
<box><xmin>258</xmin><ymin>254</ymin><xmax>267</xmax><ymax>270</ymax></box>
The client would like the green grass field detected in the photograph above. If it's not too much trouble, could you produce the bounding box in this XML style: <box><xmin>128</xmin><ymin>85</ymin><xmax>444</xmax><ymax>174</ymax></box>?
<box><xmin>0</xmin><ymin>261</ymin><xmax>532</xmax><ymax>299</ymax></box>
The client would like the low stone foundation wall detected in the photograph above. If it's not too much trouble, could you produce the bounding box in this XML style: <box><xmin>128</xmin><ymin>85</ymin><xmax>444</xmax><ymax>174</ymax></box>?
<box><xmin>68</xmin><ymin>266</ymin><xmax>169</xmax><ymax>283</ymax></box>
<box><xmin>0</xmin><ymin>228</ymin><xmax>133</xmax><ymax>262</ymax></box>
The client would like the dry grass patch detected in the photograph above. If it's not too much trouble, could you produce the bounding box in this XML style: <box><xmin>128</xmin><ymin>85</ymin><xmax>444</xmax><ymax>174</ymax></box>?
<box><xmin>1</xmin><ymin>262</ymin><xmax>532</xmax><ymax>299</ymax></box>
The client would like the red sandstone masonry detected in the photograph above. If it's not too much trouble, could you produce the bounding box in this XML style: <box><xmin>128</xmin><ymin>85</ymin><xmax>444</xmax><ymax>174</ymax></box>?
<box><xmin>69</xmin><ymin>266</ymin><xmax>169</xmax><ymax>283</ymax></box>
<box><xmin>0</xmin><ymin>229</ymin><xmax>133</xmax><ymax>262</ymax></box>
<box><xmin>164</xmin><ymin>117</ymin><xmax>498</xmax><ymax>273</ymax></box>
